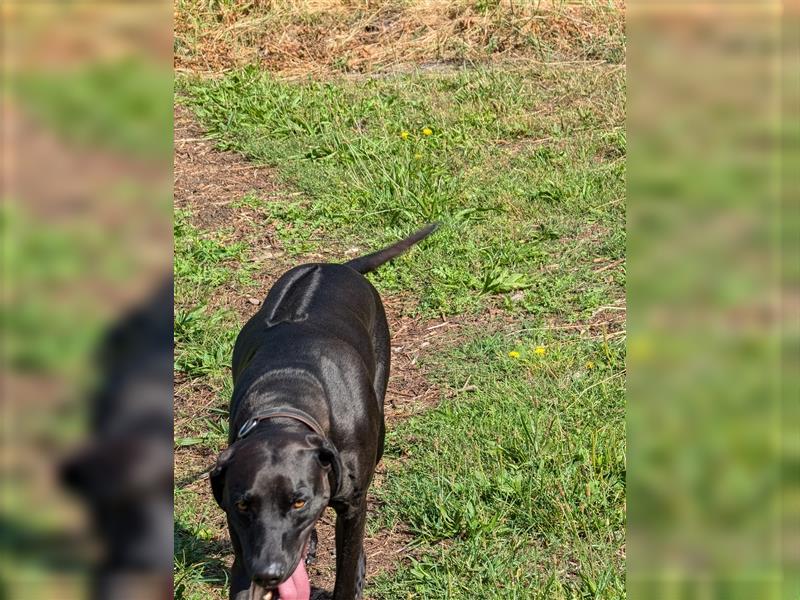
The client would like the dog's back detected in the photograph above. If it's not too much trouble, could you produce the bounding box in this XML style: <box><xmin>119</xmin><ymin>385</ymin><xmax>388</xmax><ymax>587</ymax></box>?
<box><xmin>231</xmin><ymin>223</ymin><xmax>439</xmax><ymax>411</ymax></box>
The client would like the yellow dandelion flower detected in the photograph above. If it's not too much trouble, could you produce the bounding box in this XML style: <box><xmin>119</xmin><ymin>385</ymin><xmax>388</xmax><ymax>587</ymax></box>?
<box><xmin>414</xmin><ymin>153</ymin><xmax>422</xmax><ymax>160</ymax></box>
<box><xmin>534</xmin><ymin>346</ymin><xmax>546</xmax><ymax>356</ymax></box>
<box><xmin>400</xmin><ymin>130</ymin><xmax>410</xmax><ymax>140</ymax></box>
<box><xmin>422</xmin><ymin>127</ymin><xmax>433</xmax><ymax>136</ymax></box>
<box><xmin>586</xmin><ymin>360</ymin><xmax>594</xmax><ymax>369</ymax></box>
<box><xmin>508</xmin><ymin>351</ymin><xmax>521</xmax><ymax>359</ymax></box>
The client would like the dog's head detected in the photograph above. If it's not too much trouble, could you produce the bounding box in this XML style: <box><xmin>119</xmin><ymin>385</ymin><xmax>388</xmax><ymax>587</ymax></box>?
<box><xmin>210</xmin><ymin>430</ymin><xmax>340</xmax><ymax>597</ymax></box>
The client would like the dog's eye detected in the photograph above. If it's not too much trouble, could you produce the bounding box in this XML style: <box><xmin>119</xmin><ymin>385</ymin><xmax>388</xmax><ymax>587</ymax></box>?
<box><xmin>292</xmin><ymin>499</ymin><xmax>306</xmax><ymax>510</ymax></box>
<box><xmin>235</xmin><ymin>499</ymin><xmax>249</xmax><ymax>512</ymax></box>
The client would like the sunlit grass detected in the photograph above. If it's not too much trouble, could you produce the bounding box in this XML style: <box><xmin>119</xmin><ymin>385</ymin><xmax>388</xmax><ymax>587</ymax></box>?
<box><xmin>174</xmin><ymin>44</ymin><xmax>625</xmax><ymax>600</ymax></box>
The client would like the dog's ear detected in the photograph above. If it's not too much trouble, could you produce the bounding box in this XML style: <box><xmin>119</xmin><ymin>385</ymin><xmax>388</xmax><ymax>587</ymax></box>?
<box><xmin>210</xmin><ymin>446</ymin><xmax>235</xmax><ymax>507</ymax></box>
<box><xmin>308</xmin><ymin>435</ymin><xmax>343</xmax><ymax>499</ymax></box>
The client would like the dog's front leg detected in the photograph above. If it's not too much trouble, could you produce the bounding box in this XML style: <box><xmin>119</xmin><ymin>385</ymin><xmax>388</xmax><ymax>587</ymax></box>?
<box><xmin>229</xmin><ymin>528</ymin><xmax>251</xmax><ymax>600</ymax></box>
<box><xmin>229</xmin><ymin>554</ymin><xmax>252</xmax><ymax>600</ymax></box>
<box><xmin>332</xmin><ymin>500</ymin><xmax>368</xmax><ymax>600</ymax></box>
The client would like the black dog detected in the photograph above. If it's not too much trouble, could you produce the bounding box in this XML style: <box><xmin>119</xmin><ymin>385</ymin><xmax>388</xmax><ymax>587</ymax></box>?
<box><xmin>61</xmin><ymin>279</ymin><xmax>174</xmax><ymax>600</ymax></box>
<box><xmin>211</xmin><ymin>224</ymin><xmax>437</xmax><ymax>600</ymax></box>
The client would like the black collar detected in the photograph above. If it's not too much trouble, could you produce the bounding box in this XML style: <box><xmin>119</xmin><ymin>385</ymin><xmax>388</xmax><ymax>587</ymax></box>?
<box><xmin>237</xmin><ymin>407</ymin><xmax>326</xmax><ymax>440</ymax></box>
<box><xmin>236</xmin><ymin>407</ymin><xmax>342</xmax><ymax>499</ymax></box>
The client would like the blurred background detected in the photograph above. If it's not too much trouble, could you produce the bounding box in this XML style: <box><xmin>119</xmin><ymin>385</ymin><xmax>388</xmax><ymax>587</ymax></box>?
<box><xmin>1</xmin><ymin>0</ymin><xmax>796</xmax><ymax>599</ymax></box>
<box><xmin>2</xmin><ymin>2</ymin><xmax>173</xmax><ymax>598</ymax></box>
<box><xmin>627</xmin><ymin>1</ymin><xmax>796</xmax><ymax>599</ymax></box>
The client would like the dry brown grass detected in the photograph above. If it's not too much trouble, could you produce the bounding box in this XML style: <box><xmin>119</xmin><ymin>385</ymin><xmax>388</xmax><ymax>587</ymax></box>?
<box><xmin>175</xmin><ymin>0</ymin><xmax>625</xmax><ymax>77</ymax></box>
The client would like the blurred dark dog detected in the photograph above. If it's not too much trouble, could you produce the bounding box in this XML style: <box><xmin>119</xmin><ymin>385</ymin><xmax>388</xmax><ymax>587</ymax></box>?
<box><xmin>211</xmin><ymin>224</ymin><xmax>437</xmax><ymax>600</ymax></box>
<box><xmin>61</xmin><ymin>279</ymin><xmax>174</xmax><ymax>600</ymax></box>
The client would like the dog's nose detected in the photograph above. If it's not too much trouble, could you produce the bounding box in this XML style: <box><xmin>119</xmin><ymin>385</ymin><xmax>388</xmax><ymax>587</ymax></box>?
<box><xmin>254</xmin><ymin>563</ymin><xmax>285</xmax><ymax>588</ymax></box>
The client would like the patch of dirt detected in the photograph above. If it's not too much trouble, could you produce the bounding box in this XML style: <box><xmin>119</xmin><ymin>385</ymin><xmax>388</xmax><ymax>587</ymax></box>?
<box><xmin>174</xmin><ymin>107</ymin><xmax>450</xmax><ymax>597</ymax></box>
<box><xmin>174</xmin><ymin>104</ymin><xmax>282</xmax><ymax>229</ymax></box>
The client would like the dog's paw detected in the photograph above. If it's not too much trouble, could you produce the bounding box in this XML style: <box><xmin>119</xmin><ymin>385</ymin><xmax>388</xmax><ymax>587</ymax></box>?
<box><xmin>309</xmin><ymin>588</ymin><xmax>332</xmax><ymax>600</ymax></box>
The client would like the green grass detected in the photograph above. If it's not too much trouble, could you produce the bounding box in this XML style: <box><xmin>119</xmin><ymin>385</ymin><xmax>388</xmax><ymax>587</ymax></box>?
<box><xmin>173</xmin><ymin>207</ymin><xmax>247</xmax><ymax>457</ymax></box>
<box><xmin>173</xmin><ymin>208</ymin><xmax>253</xmax><ymax>385</ymax></box>
<box><xmin>175</xmin><ymin>487</ymin><xmax>230</xmax><ymax>600</ymax></box>
<box><xmin>179</xmin><ymin>64</ymin><xmax>624</xmax><ymax>317</ymax></box>
<box><xmin>174</xmin><ymin>58</ymin><xmax>625</xmax><ymax>599</ymax></box>
<box><xmin>372</xmin><ymin>331</ymin><xmax>625</xmax><ymax>598</ymax></box>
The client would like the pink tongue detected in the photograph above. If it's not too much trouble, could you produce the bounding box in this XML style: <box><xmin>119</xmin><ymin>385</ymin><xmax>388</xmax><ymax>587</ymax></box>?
<box><xmin>276</xmin><ymin>559</ymin><xmax>310</xmax><ymax>600</ymax></box>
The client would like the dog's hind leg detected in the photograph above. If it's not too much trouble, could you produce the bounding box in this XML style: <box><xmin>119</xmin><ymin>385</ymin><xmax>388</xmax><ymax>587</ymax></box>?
<box><xmin>305</xmin><ymin>527</ymin><xmax>319</xmax><ymax>566</ymax></box>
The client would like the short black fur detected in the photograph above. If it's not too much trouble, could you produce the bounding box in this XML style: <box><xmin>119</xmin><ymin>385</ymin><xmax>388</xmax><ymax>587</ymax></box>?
<box><xmin>211</xmin><ymin>224</ymin><xmax>437</xmax><ymax>600</ymax></box>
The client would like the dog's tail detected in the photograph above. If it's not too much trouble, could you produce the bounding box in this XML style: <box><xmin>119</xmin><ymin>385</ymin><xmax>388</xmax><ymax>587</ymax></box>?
<box><xmin>345</xmin><ymin>222</ymin><xmax>439</xmax><ymax>274</ymax></box>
